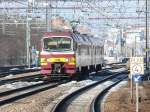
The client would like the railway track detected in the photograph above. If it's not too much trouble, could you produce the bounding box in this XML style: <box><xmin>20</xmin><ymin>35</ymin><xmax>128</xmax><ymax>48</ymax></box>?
<box><xmin>51</xmin><ymin>71</ymin><xmax>128</xmax><ymax>112</ymax></box>
<box><xmin>0</xmin><ymin>73</ymin><xmax>43</xmax><ymax>86</ymax></box>
<box><xmin>0</xmin><ymin>80</ymin><xmax>68</xmax><ymax>106</ymax></box>
<box><xmin>0</xmin><ymin>65</ymin><xmax>27</xmax><ymax>72</ymax></box>
<box><xmin>0</xmin><ymin>68</ymin><xmax>40</xmax><ymax>78</ymax></box>
<box><xmin>0</xmin><ymin>64</ymin><xmax>128</xmax><ymax>107</ymax></box>
<box><xmin>90</xmin><ymin>76</ymin><xmax>128</xmax><ymax>112</ymax></box>
<box><xmin>104</xmin><ymin>63</ymin><xmax>127</xmax><ymax>70</ymax></box>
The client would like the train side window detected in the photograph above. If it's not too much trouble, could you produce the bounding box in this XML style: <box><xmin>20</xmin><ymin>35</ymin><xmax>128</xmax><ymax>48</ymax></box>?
<box><xmin>78</xmin><ymin>45</ymin><xmax>81</xmax><ymax>55</ymax></box>
<box><xmin>87</xmin><ymin>46</ymin><xmax>90</xmax><ymax>55</ymax></box>
<box><xmin>99</xmin><ymin>47</ymin><xmax>101</xmax><ymax>54</ymax></box>
<box><xmin>97</xmin><ymin>47</ymin><xmax>99</xmax><ymax>55</ymax></box>
<box><xmin>73</xmin><ymin>42</ymin><xmax>77</xmax><ymax>51</ymax></box>
<box><xmin>80</xmin><ymin>45</ymin><xmax>88</xmax><ymax>55</ymax></box>
<box><xmin>101</xmin><ymin>46</ymin><xmax>104</xmax><ymax>55</ymax></box>
<box><xmin>81</xmin><ymin>45</ymin><xmax>85</xmax><ymax>55</ymax></box>
<box><xmin>93</xmin><ymin>46</ymin><xmax>95</xmax><ymax>55</ymax></box>
<box><xmin>85</xmin><ymin>45</ymin><xmax>88</xmax><ymax>55</ymax></box>
<box><xmin>99</xmin><ymin>47</ymin><xmax>101</xmax><ymax>55</ymax></box>
<box><xmin>95</xmin><ymin>47</ymin><xmax>97</xmax><ymax>55</ymax></box>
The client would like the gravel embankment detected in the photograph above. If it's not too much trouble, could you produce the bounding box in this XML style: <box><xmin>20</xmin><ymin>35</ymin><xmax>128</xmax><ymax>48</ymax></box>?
<box><xmin>104</xmin><ymin>81</ymin><xmax>150</xmax><ymax>112</ymax></box>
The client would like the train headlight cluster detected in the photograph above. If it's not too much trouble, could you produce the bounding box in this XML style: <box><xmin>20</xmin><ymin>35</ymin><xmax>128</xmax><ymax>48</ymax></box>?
<box><xmin>68</xmin><ymin>57</ymin><xmax>75</xmax><ymax>65</ymax></box>
<box><xmin>65</xmin><ymin>58</ymin><xmax>69</xmax><ymax>62</ymax></box>
<box><xmin>41</xmin><ymin>58</ymin><xmax>47</xmax><ymax>62</ymax></box>
<box><xmin>40</xmin><ymin>58</ymin><xmax>47</xmax><ymax>65</ymax></box>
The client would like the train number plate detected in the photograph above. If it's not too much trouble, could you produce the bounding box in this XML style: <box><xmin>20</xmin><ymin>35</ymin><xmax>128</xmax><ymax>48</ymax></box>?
<box><xmin>48</xmin><ymin>58</ymin><xmax>66</xmax><ymax>62</ymax></box>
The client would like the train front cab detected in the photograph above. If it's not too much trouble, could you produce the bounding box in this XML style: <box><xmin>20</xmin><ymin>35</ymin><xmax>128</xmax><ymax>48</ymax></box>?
<box><xmin>40</xmin><ymin>33</ymin><xmax>76</xmax><ymax>77</ymax></box>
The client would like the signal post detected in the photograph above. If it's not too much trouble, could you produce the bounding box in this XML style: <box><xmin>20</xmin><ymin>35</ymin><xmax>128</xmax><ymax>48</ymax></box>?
<box><xmin>129</xmin><ymin>57</ymin><xmax>144</xmax><ymax>112</ymax></box>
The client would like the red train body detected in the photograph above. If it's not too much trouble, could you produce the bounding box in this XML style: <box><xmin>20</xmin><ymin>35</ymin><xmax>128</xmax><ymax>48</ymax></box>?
<box><xmin>40</xmin><ymin>32</ymin><xmax>104</xmax><ymax>77</ymax></box>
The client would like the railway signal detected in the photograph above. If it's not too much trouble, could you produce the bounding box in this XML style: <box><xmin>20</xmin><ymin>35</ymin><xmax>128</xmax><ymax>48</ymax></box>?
<box><xmin>133</xmin><ymin>74</ymin><xmax>142</xmax><ymax>112</ymax></box>
<box><xmin>130</xmin><ymin>57</ymin><xmax>144</xmax><ymax>112</ymax></box>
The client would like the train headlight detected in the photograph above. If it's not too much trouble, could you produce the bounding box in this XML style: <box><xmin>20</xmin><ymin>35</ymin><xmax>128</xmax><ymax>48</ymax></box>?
<box><xmin>65</xmin><ymin>58</ymin><xmax>69</xmax><ymax>62</ymax></box>
<box><xmin>41</xmin><ymin>58</ymin><xmax>47</xmax><ymax>63</ymax></box>
<box><xmin>68</xmin><ymin>57</ymin><xmax>75</xmax><ymax>65</ymax></box>
<box><xmin>41</xmin><ymin>58</ymin><xmax>47</xmax><ymax>66</ymax></box>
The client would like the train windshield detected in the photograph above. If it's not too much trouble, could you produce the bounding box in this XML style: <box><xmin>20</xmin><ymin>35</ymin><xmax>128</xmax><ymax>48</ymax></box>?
<box><xmin>43</xmin><ymin>37</ymin><xmax>72</xmax><ymax>51</ymax></box>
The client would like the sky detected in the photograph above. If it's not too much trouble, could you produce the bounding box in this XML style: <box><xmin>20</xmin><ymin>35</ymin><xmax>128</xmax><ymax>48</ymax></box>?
<box><xmin>0</xmin><ymin>0</ymin><xmax>149</xmax><ymax>35</ymax></box>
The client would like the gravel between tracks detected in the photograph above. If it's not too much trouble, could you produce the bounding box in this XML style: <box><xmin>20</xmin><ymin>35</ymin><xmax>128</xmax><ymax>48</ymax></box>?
<box><xmin>0</xmin><ymin>80</ymin><xmax>94</xmax><ymax>112</ymax></box>
<box><xmin>0</xmin><ymin>71</ymin><xmax>40</xmax><ymax>80</ymax></box>
<box><xmin>0</xmin><ymin>83</ymin><xmax>69</xmax><ymax>112</ymax></box>
<box><xmin>0</xmin><ymin>69</ymin><xmax>127</xmax><ymax>112</ymax></box>
<box><xmin>0</xmin><ymin>71</ymin><xmax>41</xmax><ymax>92</ymax></box>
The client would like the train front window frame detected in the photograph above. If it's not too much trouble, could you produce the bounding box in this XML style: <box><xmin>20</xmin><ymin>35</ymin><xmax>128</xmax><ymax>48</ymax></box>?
<box><xmin>43</xmin><ymin>37</ymin><xmax>73</xmax><ymax>51</ymax></box>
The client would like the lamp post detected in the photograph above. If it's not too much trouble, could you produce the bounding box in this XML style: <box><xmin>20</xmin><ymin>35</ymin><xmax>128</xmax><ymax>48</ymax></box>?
<box><xmin>46</xmin><ymin>0</ymin><xmax>48</xmax><ymax>31</ymax></box>
<box><xmin>26</xmin><ymin>0</ymin><xmax>32</xmax><ymax>68</ymax></box>
<box><xmin>146</xmin><ymin>0</ymin><xmax>149</xmax><ymax>69</ymax></box>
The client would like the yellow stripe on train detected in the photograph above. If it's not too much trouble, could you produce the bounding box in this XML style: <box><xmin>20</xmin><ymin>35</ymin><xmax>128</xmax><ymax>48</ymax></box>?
<box><xmin>47</xmin><ymin>58</ymin><xmax>69</xmax><ymax>63</ymax></box>
<box><xmin>41</xmin><ymin>63</ymin><xmax>48</xmax><ymax>65</ymax></box>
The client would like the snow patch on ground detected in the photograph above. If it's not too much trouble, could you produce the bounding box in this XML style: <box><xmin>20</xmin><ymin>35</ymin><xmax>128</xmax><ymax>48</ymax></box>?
<box><xmin>102</xmin><ymin>81</ymin><xmax>114</xmax><ymax>87</ymax></box>
<box><xmin>77</xmin><ymin>80</ymin><xmax>96</xmax><ymax>87</ymax></box>
<box><xmin>10</xmin><ymin>68</ymin><xmax>20</xmax><ymax>71</ymax></box>
<box><xmin>30</xmin><ymin>67</ymin><xmax>41</xmax><ymax>69</ymax></box>
<box><xmin>24</xmin><ymin>67</ymin><xmax>41</xmax><ymax>70</ymax></box>
<box><xmin>105</xmin><ymin>65</ymin><xmax>111</xmax><ymax>69</ymax></box>
<box><xmin>59</xmin><ymin>79</ymin><xmax>97</xmax><ymax>94</ymax></box>
<box><xmin>109</xmin><ymin>81</ymin><xmax>128</xmax><ymax>92</ymax></box>
<box><xmin>59</xmin><ymin>79</ymin><xmax>96</xmax><ymax>88</ymax></box>
<box><xmin>2</xmin><ymin>81</ymin><xmax>43</xmax><ymax>89</ymax></box>
<box><xmin>109</xmin><ymin>68</ymin><xmax>127</xmax><ymax>72</ymax></box>
<box><xmin>4</xmin><ymin>74</ymin><xmax>14</xmax><ymax>79</ymax></box>
<box><xmin>59</xmin><ymin>81</ymin><xmax>77</xmax><ymax>87</ymax></box>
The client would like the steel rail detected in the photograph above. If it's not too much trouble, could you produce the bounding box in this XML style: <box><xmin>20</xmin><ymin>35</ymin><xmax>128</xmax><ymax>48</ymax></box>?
<box><xmin>51</xmin><ymin>70</ymin><xmax>128</xmax><ymax>112</ymax></box>
<box><xmin>0</xmin><ymin>65</ymin><xmax>39</xmax><ymax>71</ymax></box>
<box><xmin>0</xmin><ymin>68</ymin><xmax>40</xmax><ymax>78</ymax></box>
<box><xmin>0</xmin><ymin>81</ymin><xmax>50</xmax><ymax>97</ymax></box>
<box><xmin>0</xmin><ymin>81</ymin><xmax>66</xmax><ymax>106</ymax></box>
<box><xmin>0</xmin><ymin>74</ymin><xmax>43</xmax><ymax>86</ymax></box>
<box><xmin>90</xmin><ymin>76</ymin><xmax>128</xmax><ymax>112</ymax></box>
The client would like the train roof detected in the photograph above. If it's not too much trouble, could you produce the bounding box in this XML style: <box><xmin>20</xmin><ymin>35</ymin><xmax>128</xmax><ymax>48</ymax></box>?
<box><xmin>43</xmin><ymin>32</ymin><xmax>72</xmax><ymax>38</ymax></box>
<box><xmin>72</xmin><ymin>33</ymin><xmax>104</xmax><ymax>46</ymax></box>
<box><xmin>43</xmin><ymin>32</ymin><xmax>104</xmax><ymax>46</ymax></box>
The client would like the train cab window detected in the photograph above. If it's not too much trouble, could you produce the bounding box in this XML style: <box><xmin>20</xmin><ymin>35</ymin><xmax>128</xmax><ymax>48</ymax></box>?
<box><xmin>43</xmin><ymin>37</ymin><xmax>72</xmax><ymax>51</ymax></box>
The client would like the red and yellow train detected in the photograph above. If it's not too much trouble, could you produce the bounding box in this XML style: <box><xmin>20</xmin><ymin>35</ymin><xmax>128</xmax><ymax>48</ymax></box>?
<box><xmin>40</xmin><ymin>31</ymin><xmax>104</xmax><ymax>78</ymax></box>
